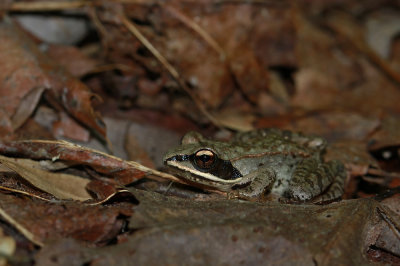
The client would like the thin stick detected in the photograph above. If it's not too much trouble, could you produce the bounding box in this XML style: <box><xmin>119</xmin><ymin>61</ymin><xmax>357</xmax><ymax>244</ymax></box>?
<box><xmin>6</xmin><ymin>0</ymin><xmax>280</xmax><ymax>12</ymax></box>
<box><xmin>125</xmin><ymin>160</ymin><xmax>225</xmax><ymax>196</ymax></box>
<box><xmin>125</xmin><ymin>160</ymin><xmax>182</xmax><ymax>183</ymax></box>
<box><xmin>0</xmin><ymin>207</ymin><xmax>43</xmax><ymax>246</ymax></box>
<box><xmin>7</xmin><ymin>0</ymin><xmax>223</xmax><ymax>127</ymax></box>
<box><xmin>6</xmin><ymin>0</ymin><xmax>155</xmax><ymax>11</ymax></box>
<box><xmin>8</xmin><ymin>1</ymin><xmax>91</xmax><ymax>11</ymax></box>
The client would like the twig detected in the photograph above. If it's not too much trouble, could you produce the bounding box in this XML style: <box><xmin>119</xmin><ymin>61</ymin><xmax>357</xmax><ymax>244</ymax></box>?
<box><xmin>7</xmin><ymin>0</ymin><xmax>224</xmax><ymax>12</ymax></box>
<box><xmin>6</xmin><ymin>0</ymin><xmax>158</xmax><ymax>11</ymax></box>
<box><xmin>7</xmin><ymin>0</ymin><xmax>223</xmax><ymax>127</ymax></box>
<box><xmin>125</xmin><ymin>160</ymin><xmax>225</xmax><ymax>196</ymax></box>
<box><xmin>0</xmin><ymin>207</ymin><xmax>43</xmax><ymax>246</ymax></box>
<box><xmin>214</xmin><ymin>0</ymin><xmax>288</xmax><ymax>5</ymax></box>
<box><xmin>8</xmin><ymin>0</ymin><xmax>92</xmax><ymax>11</ymax></box>
<box><xmin>126</xmin><ymin>160</ymin><xmax>181</xmax><ymax>183</ymax></box>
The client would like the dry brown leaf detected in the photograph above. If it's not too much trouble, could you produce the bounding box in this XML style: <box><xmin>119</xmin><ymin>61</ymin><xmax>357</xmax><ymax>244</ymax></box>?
<box><xmin>325</xmin><ymin>140</ymin><xmax>378</xmax><ymax>176</ymax></box>
<box><xmin>125</xmin><ymin>133</ymin><xmax>155</xmax><ymax>168</ymax></box>
<box><xmin>325</xmin><ymin>10</ymin><xmax>400</xmax><ymax>85</ymax></box>
<box><xmin>33</xmin><ymin>189</ymin><xmax>400</xmax><ymax>265</ymax></box>
<box><xmin>52</xmin><ymin>112</ymin><xmax>90</xmax><ymax>142</ymax></box>
<box><xmin>0</xmin><ymin>109</ymin><xmax>13</xmax><ymax>137</ymax></box>
<box><xmin>0</xmin><ymin>205</ymin><xmax>43</xmax><ymax>247</ymax></box>
<box><xmin>0</xmin><ymin>171</ymin><xmax>55</xmax><ymax>201</ymax></box>
<box><xmin>0</xmin><ymin>18</ymin><xmax>105</xmax><ymax>140</ymax></box>
<box><xmin>0</xmin><ymin>155</ymin><xmax>91</xmax><ymax>201</ymax></box>
<box><xmin>369</xmin><ymin>115</ymin><xmax>400</xmax><ymax>150</ymax></box>
<box><xmin>213</xmin><ymin>110</ymin><xmax>256</xmax><ymax>132</ymax></box>
<box><xmin>100</xmin><ymin>2</ymin><xmax>294</xmax><ymax>110</ymax></box>
<box><xmin>45</xmin><ymin>44</ymin><xmax>98</xmax><ymax>78</ymax></box>
<box><xmin>0</xmin><ymin>193</ymin><xmax>131</xmax><ymax>246</ymax></box>
<box><xmin>85</xmin><ymin>180</ymin><xmax>134</xmax><ymax>204</ymax></box>
<box><xmin>0</xmin><ymin>139</ymin><xmax>185</xmax><ymax>191</ymax></box>
<box><xmin>10</xmin><ymin>87</ymin><xmax>46</xmax><ymax>131</ymax></box>
<box><xmin>283</xmin><ymin>111</ymin><xmax>380</xmax><ymax>142</ymax></box>
<box><xmin>295</xmin><ymin>10</ymin><xmax>400</xmax><ymax>116</ymax></box>
<box><xmin>0</xmin><ymin>140</ymin><xmax>174</xmax><ymax>185</ymax></box>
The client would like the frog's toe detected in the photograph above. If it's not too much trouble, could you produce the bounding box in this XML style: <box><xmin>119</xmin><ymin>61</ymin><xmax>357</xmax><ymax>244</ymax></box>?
<box><xmin>288</xmin><ymin>187</ymin><xmax>313</xmax><ymax>202</ymax></box>
<box><xmin>227</xmin><ymin>191</ymin><xmax>239</xmax><ymax>199</ymax></box>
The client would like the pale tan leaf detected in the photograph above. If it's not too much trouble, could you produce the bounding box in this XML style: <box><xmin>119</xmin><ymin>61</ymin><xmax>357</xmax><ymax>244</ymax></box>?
<box><xmin>0</xmin><ymin>155</ymin><xmax>91</xmax><ymax>201</ymax></box>
<box><xmin>11</xmin><ymin>86</ymin><xmax>46</xmax><ymax>131</ymax></box>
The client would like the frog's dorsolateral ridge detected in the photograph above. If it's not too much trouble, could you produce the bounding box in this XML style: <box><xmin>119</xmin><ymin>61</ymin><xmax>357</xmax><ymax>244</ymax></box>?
<box><xmin>163</xmin><ymin>128</ymin><xmax>346</xmax><ymax>203</ymax></box>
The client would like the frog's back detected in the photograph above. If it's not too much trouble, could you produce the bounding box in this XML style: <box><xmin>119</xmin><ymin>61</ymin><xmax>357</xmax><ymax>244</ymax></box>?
<box><xmin>230</xmin><ymin>128</ymin><xmax>326</xmax><ymax>159</ymax></box>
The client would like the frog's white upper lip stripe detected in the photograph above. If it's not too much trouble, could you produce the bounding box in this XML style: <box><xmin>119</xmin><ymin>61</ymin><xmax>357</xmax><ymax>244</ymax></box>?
<box><xmin>167</xmin><ymin>160</ymin><xmax>242</xmax><ymax>183</ymax></box>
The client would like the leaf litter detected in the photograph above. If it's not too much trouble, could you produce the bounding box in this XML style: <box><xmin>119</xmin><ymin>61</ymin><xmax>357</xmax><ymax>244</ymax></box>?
<box><xmin>0</xmin><ymin>0</ymin><xmax>399</xmax><ymax>265</ymax></box>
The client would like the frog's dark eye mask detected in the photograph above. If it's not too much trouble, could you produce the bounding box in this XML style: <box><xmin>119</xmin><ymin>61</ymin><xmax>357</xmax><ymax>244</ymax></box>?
<box><xmin>167</xmin><ymin>149</ymin><xmax>242</xmax><ymax>181</ymax></box>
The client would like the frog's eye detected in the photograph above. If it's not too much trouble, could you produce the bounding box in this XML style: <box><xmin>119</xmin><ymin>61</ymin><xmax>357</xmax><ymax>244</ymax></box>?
<box><xmin>193</xmin><ymin>149</ymin><xmax>217</xmax><ymax>170</ymax></box>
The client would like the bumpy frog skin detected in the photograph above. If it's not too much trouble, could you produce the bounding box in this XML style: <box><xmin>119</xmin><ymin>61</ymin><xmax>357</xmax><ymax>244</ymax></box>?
<box><xmin>163</xmin><ymin>128</ymin><xmax>346</xmax><ymax>203</ymax></box>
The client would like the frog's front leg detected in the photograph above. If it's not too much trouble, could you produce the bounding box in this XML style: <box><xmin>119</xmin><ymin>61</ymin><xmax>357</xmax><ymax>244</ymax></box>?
<box><xmin>288</xmin><ymin>158</ymin><xmax>345</xmax><ymax>202</ymax></box>
<box><xmin>229</xmin><ymin>168</ymin><xmax>276</xmax><ymax>201</ymax></box>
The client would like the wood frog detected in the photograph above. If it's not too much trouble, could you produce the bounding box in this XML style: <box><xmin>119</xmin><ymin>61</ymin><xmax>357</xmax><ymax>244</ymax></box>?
<box><xmin>163</xmin><ymin>129</ymin><xmax>346</xmax><ymax>203</ymax></box>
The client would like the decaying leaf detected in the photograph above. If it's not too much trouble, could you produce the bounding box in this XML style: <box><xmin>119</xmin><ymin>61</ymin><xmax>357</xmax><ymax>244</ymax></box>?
<box><xmin>369</xmin><ymin>115</ymin><xmax>400</xmax><ymax>150</ymax></box>
<box><xmin>0</xmin><ymin>193</ymin><xmax>132</xmax><ymax>246</ymax></box>
<box><xmin>0</xmin><ymin>18</ymin><xmax>105</xmax><ymax>140</ymax></box>
<box><xmin>33</xmin><ymin>188</ymin><xmax>400</xmax><ymax>265</ymax></box>
<box><xmin>45</xmin><ymin>44</ymin><xmax>98</xmax><ymax>78</ymax></box>
<box><xmin>0</xmin><ymin>203</ymin><xmax>43</xmax><ymax>247</ymax></box>
<box><xmin>0</xmin><ymin>139</ymin><xmax>183</xmax><ymax>204</ymax></box>
<box><xmin>0</xmin><ymin>155</ymin><xmax>91</xmax><ymax>201</ymax></box>
<box><xmin>0</xmin><ymin>1</ymin><xmax>399</xmax><ymax>265</ymax></box>
<box><xmin>0</xmin><ymin>171</ymin><xmax>56</xmax><ymax>201</ymax></box>
<box><xmin>10</xmin><ymin>87</ymin><xmax>46</xmax><ymax>132</ymax></box>
<box><xmin>85</xmin><ymin>179</ymin><xmax>133</xmax><ymax>204</ymax></box>
<box><xmin>0</xmin><ymin>140</ymin><xmax>146</xmax><ymax>185</ymax></box>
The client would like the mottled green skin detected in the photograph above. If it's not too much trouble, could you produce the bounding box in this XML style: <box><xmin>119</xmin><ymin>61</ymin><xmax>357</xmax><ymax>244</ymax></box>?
<box><xmin>164</xmin><ymin>129</ymin><xmax>346</xmax><ymax>202</ymax></box>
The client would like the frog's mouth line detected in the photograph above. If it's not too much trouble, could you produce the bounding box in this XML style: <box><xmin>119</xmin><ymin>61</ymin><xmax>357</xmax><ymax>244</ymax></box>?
<box><xmin>166</xmin><ymin>160</ymin><xmax>243</xmax><ymax>184</ymax></box>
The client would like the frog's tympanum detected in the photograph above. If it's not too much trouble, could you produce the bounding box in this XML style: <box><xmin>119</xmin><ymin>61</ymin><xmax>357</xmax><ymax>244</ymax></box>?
<box><xmin>163</xmin><ymin>129</ymin><xmax>346</xmax><ymax>203</ymax></box>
